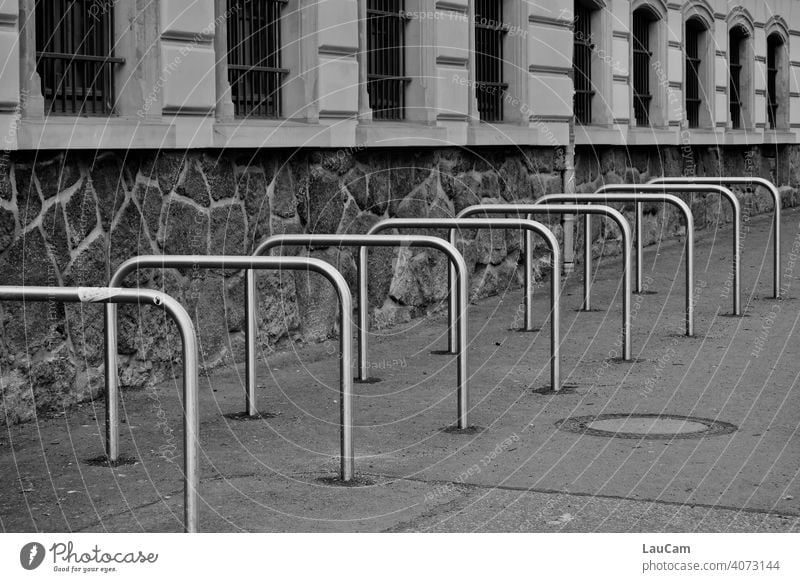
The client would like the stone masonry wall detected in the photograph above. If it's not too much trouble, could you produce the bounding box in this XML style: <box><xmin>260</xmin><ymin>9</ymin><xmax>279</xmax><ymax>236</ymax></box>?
<box><xmin>0</xmin><ymin>145</ymin><xmax>797</xmax><ymax>425</ymax></box>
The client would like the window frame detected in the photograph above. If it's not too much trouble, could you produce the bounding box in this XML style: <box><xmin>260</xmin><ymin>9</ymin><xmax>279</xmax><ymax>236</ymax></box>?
<box><xmin>572</xmin><ymin>1</ymin><xmax>595</xmax><ymax>125</ymax></box>
<box><xmin>765</xmin><ymin>17</ymin><xmax>790</xmax><ymax>132</ymax></box>
<box><xmin>726</xmin><ymin>10</ymin><xmax>754</xmax><ymax>131</ymax></box>
<box><xmin>682</xmin><ymin>4</ymin><xmax>714</xmax><ymax>130</ymax></box>
<box><xmin>629</xmin><ymin>0</ymin><xmax>668</xmax><ymax>129</ymax></box>
<box><xmin>631</xmin><ymin>7</ymin><xmax>652</xmax><ymax>126</ymax></box>
<box><xmin>34</xmin><ymin>0</ymin><xmax>125</xmax><ymax>117</ymax></box>
<box><xmin>225</xmin><ymin>0</ymin><xmax>289</xmax><ymax>119</ymax></box>
<box><xmin>728</xmin><ymin>26</ymin><xmax>745</xmax><ymax>129</ymax></box>
<box><xmin>366</xmin><ymin>0</ymin><xmax>411</xmax><ymax>121</ymax></box>
<box><xmin>474</xmin><ymin>0</ymin><xmax>509</xmax><ymax>123</ymax></box>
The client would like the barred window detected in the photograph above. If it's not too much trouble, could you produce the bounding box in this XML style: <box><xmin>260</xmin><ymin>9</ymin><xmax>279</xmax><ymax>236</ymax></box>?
<box><xmin>367</xmin><ymin>0</ymin><xmax>410</xmax><ymax>121</ymax></box>
<box><xmin>685</xmin><ymin>19</ymin><xmax>704</xmax><ymax>128</ymax></box>
<box><xmin>632</xmin><ymin>8</ymin><xmax>653</xmax><ymax>126</ymax></box>
<box><xmin>573</xmin><ymin>2</ymin><xmax>594</xmax><ymax>125</ymax></box>
<box><xmin>35</xmin><ymin>0</ymin><xmax>124</xmax><ymax>116</ymax></box>
<box><xmin>227</xmin><ymin>0</ymin><xmax>288</xmax><ymax>118</ymax></box>
<box><xmin>474</xmin><ymin>0</ymin><xmax>508</xmax><ymax>122</ymax></box>
<box><xmin>729</xmin><ymin>26</ymin><xmax>746</xmax><ymax>129</ymax></box>
<box><xmin>767</xmin><ymin>34</ymin><xmax>781</xmax><ymax>130</ymax></box>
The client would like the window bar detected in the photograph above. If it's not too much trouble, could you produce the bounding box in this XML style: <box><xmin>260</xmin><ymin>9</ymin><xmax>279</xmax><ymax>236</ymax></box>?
<box><xmin>475</xmin><ymin>0</ymin><xmax>508</xmax><ymax>122</ymax></box>
<box><xmin>366</xmin><ymin>1</ymin><xmax>410</xmax><ymax>120</ymax></box>
<box><xmin>729</xmin><ymin>31</ymin><xmax>742</xmax><ymax>129</ymax></box>
<box><xmin>685</xmin><ymin>23</ymin><xmax>702</xmax><ymax>128</ymax></box>
<box><xmin>35</xmin><ymin>0</ymin><xmax>123</xmax><ymax>116</ymax></box>
<box><xmin>633</xmin><ymin>10</ymin><xmax>652</xmax><ymax>126</ymax></box>
<box><xmin>226</xmin><ymin>0</ymin><xmax>288</xmax><ymax>118</ymax></box>
<box><xmin>767</xmin><ymin>36</ymin><xmax>779</xmax><ymax>129</ymax></box>
<box><xmin>573</xmin><ymin>4</ymin><xmax>594</xmax><ymax>125</ymax></box>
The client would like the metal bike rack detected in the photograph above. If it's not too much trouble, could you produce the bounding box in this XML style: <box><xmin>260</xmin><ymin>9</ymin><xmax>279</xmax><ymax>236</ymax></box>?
<box><xmin>596</xmin><ymin>184</ymin><xmax>741</xmax><ymax>316</ymax></box>
<box><xmin>457</xmin><ymin>204</ymin><xmax>632</xmax><ymax>361</ymax></box>
<box><xmin>254</xmin><ymin>234</ymin><xmax>471</xmax><ymax>428</ymax></box>
<box><xmin>365</xmin><ymin>218</ymin><xmax>562</xmax><ymax>391</ymax></box>
<box><xmin>106</xmin><ymin>255</ymin><xmax>355</xmax><ymax>481</ymax></box>
<box><xmin>649</xmin><ymin>176</ymin><xmax>782</xmax><ymax>299</ymax></box>
<box><xmin>1</xmin><ymin>285</ymin><xmax>200</xmax><ymax>533</ymax></box>
<box><xmin>536</xmin><ymin>193</ymin><xmax>695</xmax><ymax>337</ymax></box>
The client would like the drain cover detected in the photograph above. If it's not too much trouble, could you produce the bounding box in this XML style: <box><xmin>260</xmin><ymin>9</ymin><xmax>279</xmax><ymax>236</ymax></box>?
<box><xmin>557</xmin><ymin>413</ymin><xmax>737</xmax><ymax>439</ymax></box>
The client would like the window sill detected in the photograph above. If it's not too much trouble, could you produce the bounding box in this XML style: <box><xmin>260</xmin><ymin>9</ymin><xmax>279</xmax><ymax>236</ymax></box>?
<box><xmin>575</xmin><ymin>124</ymin><xmax>630</xmax><ymax>146</ymax></box>
<box><xmin>680</xmin><ymin>128</ymin><xmax>725</xmax><ymax>145</ymax></box>
<box><xmin>723</xmin><ymin>129</ymin><xmax>761</xmax><ymax>145</ymax></box>
<box><xmin>16</xmin><ymin>117</ymin><xmax>176</xmax><ymax>150</ymax></box>
<box><xmin>626</xmin><ymin>127</ymin><xmax>681</xmax><ymax>146</ymax></box>
<box><xmin>763</xmin><ymin>129</ymin><xmax>796</xmax><ymax>144</ymax></box>
<box><xmin>467</xmin><ymin>122</ymin><xmax>570</xmax><ymax>146</ymax></box>
<box><xmin>356</xmin><ymin>121</ymin><xmax>448</xmax><ymax>147</ymax></box>
<box><xmin>213</xmin><ymin>119</ymin><xmax>350</xmax><ymax>148</ymax></box>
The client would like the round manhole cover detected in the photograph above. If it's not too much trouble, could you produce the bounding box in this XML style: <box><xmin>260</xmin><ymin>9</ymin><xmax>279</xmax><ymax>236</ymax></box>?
<box><xmin>556</xmin><ymin>414</ymin><xmax>737</xmax><ymax>440</ymax></box>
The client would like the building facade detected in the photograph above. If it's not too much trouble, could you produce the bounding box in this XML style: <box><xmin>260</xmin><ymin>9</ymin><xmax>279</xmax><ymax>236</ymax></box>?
<box><xmin>1</xmin><ymin>0</ymin><xmax>799</xmax><ymax>422</ymax></box>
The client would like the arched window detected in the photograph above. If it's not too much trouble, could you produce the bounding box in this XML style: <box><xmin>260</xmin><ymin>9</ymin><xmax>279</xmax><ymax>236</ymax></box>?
<box><xmin>630</xmin><ymin>1</ymin><xmax>667</xmax><ymax>128</ymax></box>
<box><xmin>766</xmin><ymin>24</ymin><xmax>790</xmax><ymax>131</ymax></box>
<box><xmin>727</xmin><ymin>10</ymin><xmax>754</xmax><ymax>130</ymax></box>
<box><xmin>684</xmin><ymin>14</ymin><xmax>713</xmax><ymax>129</ymax></box>
<box><xmin>728</xmin><ymin>26</ymin><xmax>746</xmax><ymax>129</ymax></box>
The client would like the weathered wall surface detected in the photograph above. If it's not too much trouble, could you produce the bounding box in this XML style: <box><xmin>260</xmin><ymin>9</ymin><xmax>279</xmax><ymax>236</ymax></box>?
<box><xmin>1</xmin><ymin>145</ymin><xmax>797</xmax><ymax>425</ymax></box>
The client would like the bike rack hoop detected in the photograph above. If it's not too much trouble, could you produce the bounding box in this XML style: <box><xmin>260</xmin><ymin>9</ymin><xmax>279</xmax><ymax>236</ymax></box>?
<box><xmin>650</xmin><ymin>176</ymin><xmax>781</xmax><ymax>299</ymax></box>
<box><xmin>254</xmin><ymin>234</ymin><xmax>471</xmax><ymax>428</ymax></box>
<box><xmin>365</xmin><ymin>218</ymin><xmax>562</xmax><ymax>391</ymax></box>
<box><xmin>0</xmin><ymin>285</ymin><xmax>200</xmax><ymax>533</ymax></box>
<box><xmin>456</xmin><ymin>204</ymin><xmax>633</xmax><ymax>361</ymax></box>
<box><xmin>596</xmin><ymin>183</ymin><xmax>741</xmax><ymax>316</ymax></box>
<box><xmin>536</xmin><ymin>193</ymin><xmax>695</xmax><ymax>337</ymax></box>
<box><xmin>106</xmin><ymin>255</ymin><xmax>354</xmax><ymax>482</ymax></box>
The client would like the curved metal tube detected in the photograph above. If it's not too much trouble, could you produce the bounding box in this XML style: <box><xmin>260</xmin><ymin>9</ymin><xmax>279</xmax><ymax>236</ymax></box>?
<box><xmin>649</xmin><ymin>176</ymin><xmax>781</xmax><ymax>299</ymax></box>
<box><xmin>255</xmin><ymin>235</ymin><xmax>471</xmax><ymax>429</ymax></box>
<box><xmin>596</xmin><ymin>184</ymin><xmax>741</xmax><ymax>315</ymax></box>
<box><xmin>367</xmin><ymin>218</ymin><xmax>561</xmax><ymax>391</ymax></box>
<box><xmin>458</xmin><ymin>204</ymin><xmax>632</xmax><ymax>361</ymax></box>
<box><xmin>537</xmin><ymin>193</ymin><xmax>695</xmax><ymax>336</ymax></box>
<box><xmin>107</xmin><ymin>255</ymin><xmax>354</xmax><ymax>481</ymax></box>
<box><xmin>1</xmin><ymin>285</ymin><xmax>199</xmax><ymax>533</ymax></box>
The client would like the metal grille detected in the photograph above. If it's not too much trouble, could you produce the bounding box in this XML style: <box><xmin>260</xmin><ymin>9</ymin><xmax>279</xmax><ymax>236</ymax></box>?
<box><xmin>632</xmin><ymin>10</ymin><xmax>652</xmax><ymax>126</ymax></box>
<box><xmin>475</xmin><ymin>0</ymin><xmax>508</xmax><ymax>122</ymax></box>
<box><xmin>573</xmin><ymin>4</ymin><xmax>594</xmax><ymax>125</ymax></box>
<box><xmin>685</xmin><ymin>21</ymin><xmax>702</xmax><ymax>128</ymax></box>
<box><xmin>35</xmin><ymin>0</ymin><xmax>123</xmax><ymax>116</ymax></box>
<box><xmin>767</xmin><ymin>34</ymin><xmax>780</xmax><ymax>130</ymax></box>
<box><xmin>729</xmin><ymin>27</ymin><xmax>744</xmax><ymax>129</ymax></box>
<box><xmin>227</xmin><ymin>0</ymin><xmax>288</xmax><ymax>118</ymax></box>
<box><xmin>367</xmin><ymin>0</ymin><xmax>410</xmax><ymax>121</ymax></box>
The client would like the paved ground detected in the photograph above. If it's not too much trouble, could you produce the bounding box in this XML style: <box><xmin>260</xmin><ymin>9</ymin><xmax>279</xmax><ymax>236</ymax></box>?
<box><xmin>2</xmin><ymin>205</ymin><xmax>800</xmax><ymax>533</ymax></box>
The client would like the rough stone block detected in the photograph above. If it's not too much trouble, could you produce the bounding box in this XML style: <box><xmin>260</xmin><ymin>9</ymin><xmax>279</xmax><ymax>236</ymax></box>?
<box><xmin>159</xmin><ymin>199</ymin><xmax>209</xmax><ymax>256</ymax></box>
<box><xmin>201</xmin><ymin>154</ymin><xmax>236</xmax><ymax>201</ymax></box>
<box><xmin>14</xmin><ymin>166</ymin><xmax>41</xmax><ymax>227</ymax></box>
<box><xmin>133</xmin><ymin>182</ymin><xmax>163</xmax><ymax>237</ymax></box>
<box><xmin>109</xmin><ymin>202</ymin><xmax>155</xmax><ymax>272</ymax></box>
<box><xmin>177</xmin><ymin>158</ymin><xmax>211</xmax><ymax>206</ymax></box>
<box><xmin>306</xmin><ymin>172</ymin><xmax>345</xmax><ymax>233</ymax></box>
<box><xmin>37</xmin><ymin>153</ymin><xmax>82</xmax><ymax>200</ymax></box>
<box><xmin>65</xmin><ymin>182</ymin><xmax>98</xmax><ymax>248</ymax></box>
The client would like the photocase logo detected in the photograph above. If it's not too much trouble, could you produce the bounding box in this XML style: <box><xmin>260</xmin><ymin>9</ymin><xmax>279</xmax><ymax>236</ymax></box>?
<box><xmin>20</xmin><ymin>542</ymin><xmax>46</xmax><ymax>570</ymax></box>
